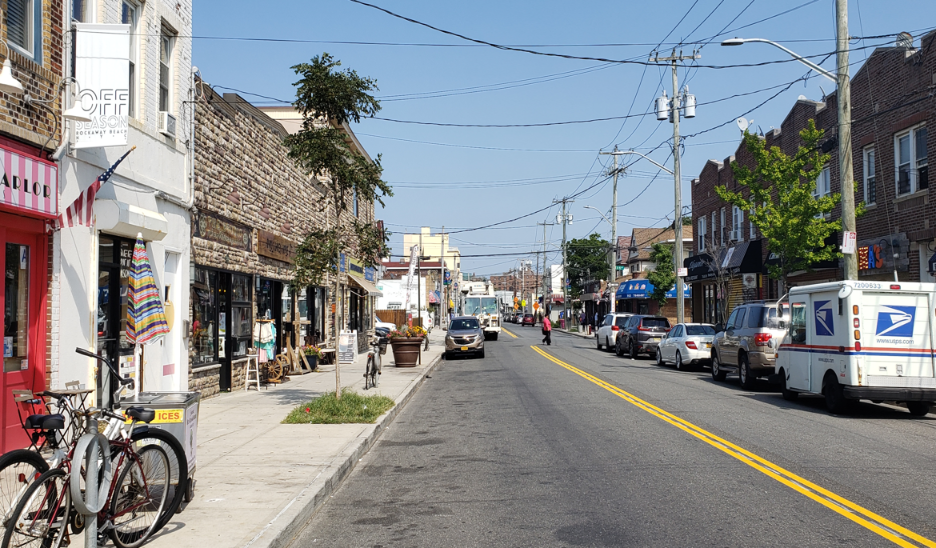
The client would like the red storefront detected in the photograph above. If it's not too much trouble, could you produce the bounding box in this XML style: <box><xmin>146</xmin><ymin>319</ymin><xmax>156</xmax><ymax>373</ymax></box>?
<box><xmin>0</xmin><ymin>136</ymin><xmax>56</xmax><ymax>453</ymax></box>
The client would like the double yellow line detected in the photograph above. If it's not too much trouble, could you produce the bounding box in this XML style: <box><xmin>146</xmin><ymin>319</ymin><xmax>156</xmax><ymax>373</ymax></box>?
<box><xmin>501</xmin><ymin>327</ymin><xmax>518</xmax><ymax>339</ymax></box>
<box><xmin>531</xmin><ymin>345</ymin><xmax>936</xmax><ymax>548</ymax></box>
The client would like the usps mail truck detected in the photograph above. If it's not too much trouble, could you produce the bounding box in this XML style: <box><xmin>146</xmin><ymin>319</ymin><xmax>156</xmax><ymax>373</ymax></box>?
<box><xmin>775</xmin><ymin>281</ymin><xmax>936</xmax><ymax>415</ymax></box>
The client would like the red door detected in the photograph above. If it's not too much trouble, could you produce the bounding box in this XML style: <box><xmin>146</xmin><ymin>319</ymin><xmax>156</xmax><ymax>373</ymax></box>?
<box><xmin>0</xmin><ymin>218</ymin><xmax>48</xmax><ymax>453</ymax></box>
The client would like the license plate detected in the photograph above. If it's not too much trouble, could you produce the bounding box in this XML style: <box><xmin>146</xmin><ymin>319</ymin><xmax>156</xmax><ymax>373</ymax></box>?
<box><xmin>705</xmin><ymin>343</ymin><xmax>712</xmax><ymax>348</ymax></box>
<box><xmin>652</xmin><ymin>337</ymin><xmax>660</xmax><ymax>342</ymax></box>
<box><xmin>461</xmin><ymin>346</ymin><xmax>468</xmax><ymax>351</ymax></box>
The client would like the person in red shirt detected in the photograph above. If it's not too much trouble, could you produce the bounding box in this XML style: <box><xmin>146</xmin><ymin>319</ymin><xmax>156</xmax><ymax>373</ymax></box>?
<box><xmin>542</xmin><ymin>316</ymin><xmax>552</xmax><ymax>346</ymax></box>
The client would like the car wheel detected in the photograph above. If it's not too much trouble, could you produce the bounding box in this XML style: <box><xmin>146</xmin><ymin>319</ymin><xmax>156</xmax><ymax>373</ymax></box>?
<box><xmin>597</xmin><ymin>336</ymin><xmax>602</xmax><ymax>350</ymax></box>
<box><xmin>675</xmin><ymin>351</ymin><xmax>684</xmax><ymax>371</ymax></box>
<box><xmin>656</xmin><ymin>350</ymin><xmax>664</xmax><ymax>366</ymax></box>
<box><xmin>629</xmin><ymin>341</ymin><xmax>638</xmax><ymax>360</ymax></box>
<box><xmin>478</xmin><ymin>348</ymin><xmax>485</xmax><ymax>359</ymax></box>
<box><xmin>615</xmin><ymin>340</ymin><xmax>623</xmax><ymax>357</ymax></box>
<box><xmin>605</xmin><ymin>337</ymin><xmax>614</xmax><ymax>352</ymax></box>
<box><xmin>739</xmin><ymin>353</ymin><xmax>756</xmax><ymax>390</ymax></box>
<box><xmin>907</xmin><ymin>402</ymin><xmax>931</xmax><ymax>416</ymax></box>
<box><xmin>711</xmin><ymin>353</ymin><xmax>727</xmax><ymax>381</ymax></box>
<box><xmin>780</xmin><ymin>369</ymin><xmax>798</xmax><ymax>401</ymax></box>
<box><xmin>823</xmin><ymin>373</ymin><xmax>850</xmax><ymax>414</ymax></box>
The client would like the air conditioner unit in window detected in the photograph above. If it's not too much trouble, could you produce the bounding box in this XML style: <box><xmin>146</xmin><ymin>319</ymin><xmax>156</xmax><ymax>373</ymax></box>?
<box><xmin>729</xmin><ymin>230</ymin><xmax>741</xmax><ymax>242</ymax></box>
<box><xmin>159</xmin><ymin>111</ymin><xmax>176</xmax><ymax>138</ymax></box>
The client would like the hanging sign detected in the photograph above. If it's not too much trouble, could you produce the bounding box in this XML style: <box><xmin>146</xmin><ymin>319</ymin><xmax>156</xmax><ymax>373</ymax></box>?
<box><xmin>74</xmin><ymin>24</ymin><xmax>131</xmax><ymax>149</ymax></box>
<box><xmin>0</xmin><ymin>146</ymin><xmax>58</xmax><ymax>218</ymax></box>
<box><xmin>842</xmin><ymin>231</ymin><xmax>857</xmax><ymax>254</ymax></box>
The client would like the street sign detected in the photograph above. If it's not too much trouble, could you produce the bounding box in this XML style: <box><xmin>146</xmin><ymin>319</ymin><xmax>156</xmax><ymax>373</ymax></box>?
<box><xmin>533</xmin><ymin>303</ymin><xmax>539</xmax><ymax>310</ymax></box>
<box><xmin>521</xmin><ymin>299</ymin><xmax>527</xmax><ymax>307</ymax></box>
<box><xmin>842</xmin><ymin>231</ymin><xmax>857</xmax><ymax>254</ymax></box>
<box><xmin>677</xmin><ymin>267</ymin><xmax>688</xmax><ymax>277</ymax></box>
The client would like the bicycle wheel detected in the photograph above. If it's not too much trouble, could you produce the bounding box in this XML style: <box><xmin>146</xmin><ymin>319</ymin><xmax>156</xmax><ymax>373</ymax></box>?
<box><xmin>2</xmin><ymin>468</ymin><xmax>69</xmax><ymax>548</ymax></box>
<box><xmin>364</xmin><ymin>356</ymin><xmax>375</xmax><ymax>390</ymax></box>
<box><xmin>0</xmin><ymin>450</ymin><xmax>48</xmax><ymax>528</ymax></box>
<box><xmin>127</xmin><ymin>428</ymin><xmax>188</xmax><ymax>533</ymax></box>
<box><xmin>108</xmin><ymin>444</ymin><xmax>170</xmax><ymax>548</ymax></box>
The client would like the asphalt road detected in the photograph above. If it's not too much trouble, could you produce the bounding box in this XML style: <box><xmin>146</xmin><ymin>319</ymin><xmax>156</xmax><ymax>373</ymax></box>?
<box><xmin>291</xmin><ymin>324</ymin><xmax>936</xmax><ymax>547</ymax></box>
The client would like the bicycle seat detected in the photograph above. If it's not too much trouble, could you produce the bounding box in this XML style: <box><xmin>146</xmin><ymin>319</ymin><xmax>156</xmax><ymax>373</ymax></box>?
<box><xmin>24</xmin><ymin>414</ymin><xmax>65</xmax><ymax>430</ymax></box>
<box><xmin>125</xmin><ymin>407</ymin><xmax>156</xmax><ymax>424</ymax></box>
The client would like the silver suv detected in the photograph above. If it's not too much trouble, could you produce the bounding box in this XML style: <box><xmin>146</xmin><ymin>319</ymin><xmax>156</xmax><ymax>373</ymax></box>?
<box><xmin>711</xmin><ymin>302</ymin><xmax>787</xmax><ymax>389</ymax></box>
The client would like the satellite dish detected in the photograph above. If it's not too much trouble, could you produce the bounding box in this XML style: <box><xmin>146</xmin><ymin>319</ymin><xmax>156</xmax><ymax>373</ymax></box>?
<box><xmin>797</xmin><ymin>95</ymin><xmax>807</xmax><ymax>101</ymax></box>
<box><xmin>736</xmin><ymin>117</ymin><xmax>749</xmax><ymax>133</ymax></box>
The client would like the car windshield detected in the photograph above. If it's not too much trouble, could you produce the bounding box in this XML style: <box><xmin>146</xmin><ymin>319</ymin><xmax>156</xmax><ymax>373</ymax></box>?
<box><xmin>685</xmin><ymin>325</ymin><xmax>716</xmax><ymax>336</ymax></box>
<box><xmin>451</xmin><ymin>319</ymin><xmax>480</xmax><ymax>330</ymax></box>
<box><xmin>642</xmin><ymin>318</ymin><xmax>669</xmax><ymax>328</ymax></box>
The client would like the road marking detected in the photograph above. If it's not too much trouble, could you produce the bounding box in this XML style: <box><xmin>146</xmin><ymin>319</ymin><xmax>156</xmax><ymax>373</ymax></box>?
<box><xmin>501</xmin><ymin>327</ymin><xmax>518</xmax><ymax>338</ymax></box>
<box><xmin>530</xmin><ymin>345</ymin><xmax>936</xmax><ymax>548</ymax></box>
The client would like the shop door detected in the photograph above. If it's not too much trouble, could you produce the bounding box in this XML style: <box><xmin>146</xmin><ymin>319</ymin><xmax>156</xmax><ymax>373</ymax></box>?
<box><xmin>1</xmin><ymin>228</ymin><xmax>46</xmax><ymax>453</ymax></box>
<box><xmin>218</xmin><ymin>273</ymin><xmax>232</xmax><ymax>391</ymax></box>
<box><xmin>96</xmin><ymin>236</ymin><xmax>135</xmax><ymax>409</ymax></box>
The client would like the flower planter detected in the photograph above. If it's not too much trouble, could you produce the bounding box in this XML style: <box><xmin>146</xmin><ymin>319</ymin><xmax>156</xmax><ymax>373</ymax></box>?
<box><xmin>390</xmin><ymin>337</ymin><xmax>423</xmax><ymax>367</ymax></box>
<box><xmin>304</xmin><ymin>354</ymin><xmax>318</xmax><ymax>370</ymax></box>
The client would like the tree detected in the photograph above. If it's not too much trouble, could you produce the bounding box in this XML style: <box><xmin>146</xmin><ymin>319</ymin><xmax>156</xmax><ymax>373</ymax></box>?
<box><xmin>715</xmin><ymin>121</ymin><xmax>850</xmax><ymax>292</ymax></box>
<box><xmin>566</xmin><ymin>233</ymin><xmax>610</xmax><ymax>296</ymax></box>
<box><xmin>646</xmin><ymin>243</ymin><xmax>676</xmax><ymax>307</ymax></box>
<box><xmin>286</xmin><ymin>53</ymin><xmax>393</xmax><ymax>399</ymax></box>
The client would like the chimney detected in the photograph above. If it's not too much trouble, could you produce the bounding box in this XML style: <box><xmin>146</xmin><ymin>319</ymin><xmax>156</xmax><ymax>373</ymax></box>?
<box><xmin>896</xmin><ymin>32</ymin><xmax>913</xmax><ymax>50</ymax></box>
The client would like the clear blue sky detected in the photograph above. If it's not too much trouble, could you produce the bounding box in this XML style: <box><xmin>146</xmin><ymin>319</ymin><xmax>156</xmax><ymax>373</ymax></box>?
<box><xmin>193</xmin><ymin>0</ymin><xmax>935</xmax><ymax>277</ymax></box>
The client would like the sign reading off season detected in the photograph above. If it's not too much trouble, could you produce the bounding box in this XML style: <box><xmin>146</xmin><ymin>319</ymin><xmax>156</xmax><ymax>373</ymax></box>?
<box><xmin>257</xmin><ymin>230</ymin><xmax>296</xmax><ymax>264</ymax></box>
<box><xmin>0</xmin><ymin>147</ymin><xmax>58</xmax><ymax>218</ymax></box>
<box><xmin>74</xmin><ymin>24</ymin><xmax>130</xmax><ymax>149</ymax></box>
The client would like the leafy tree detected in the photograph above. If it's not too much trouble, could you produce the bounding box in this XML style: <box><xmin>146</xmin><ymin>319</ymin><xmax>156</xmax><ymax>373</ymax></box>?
<box><xmin>566</xmin><ymin>233</ymin><xmax>610</xmax><ymax>296</ymax></box>
<box><xmin>646</xmin><ymin>243</ymin><xmax>676</xmax><ymax>307</ymax></box>
<box><xmin>286</xmin><ymin>53</ymin><xmax>393</xmax><ymax>399</ymax></box>
<box><xmin>715</xmin><ymin>121</ymin><xmax>851</xmax><ymax>292</ymax></box>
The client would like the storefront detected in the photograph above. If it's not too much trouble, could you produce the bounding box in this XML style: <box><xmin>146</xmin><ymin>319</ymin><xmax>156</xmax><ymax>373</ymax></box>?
<box><xmin>615</xmin><ymin>279</ymin><xmax>691</xmax><ymax>323</ymax></box>
<box><xmin>0</xmin><ymin>138</ymin><xmax>56</xmax><ymax>452</ymax></box>
<box><xmin>684</xmin><ymin>240</ymin><xmax>763</xmax><ymax>326</ymax></box>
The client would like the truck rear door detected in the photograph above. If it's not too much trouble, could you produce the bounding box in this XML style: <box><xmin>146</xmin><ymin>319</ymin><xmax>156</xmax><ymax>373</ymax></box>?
<box><xmin>860</xmin><ymin>290</ymin><xmax>935</xmax><ymax>387</ymax></box>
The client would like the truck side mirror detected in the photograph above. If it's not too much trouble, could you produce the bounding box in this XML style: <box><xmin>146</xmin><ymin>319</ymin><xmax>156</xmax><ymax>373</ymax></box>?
<box><xmin>777</xmin><ymin>320</ymin><xmax>786</xmax><ymax>329</ymax></box>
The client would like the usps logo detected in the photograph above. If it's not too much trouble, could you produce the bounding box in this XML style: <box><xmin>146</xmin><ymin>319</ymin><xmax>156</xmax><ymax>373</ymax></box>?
<box><xmin>875</xmin><ymin>306</ymin><xmax>916</xmax><ymax>337</ymax></box>
<box><xmin>814</xmin><ymin>300</ymin><xmax>834</xmax><ymax>336</ymax></box>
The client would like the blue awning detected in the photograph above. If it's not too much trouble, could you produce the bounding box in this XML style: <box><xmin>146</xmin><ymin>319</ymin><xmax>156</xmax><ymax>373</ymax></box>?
<box><xmin>615</xmin><ymin>279</ymin><xmax>690</xmax><ymax>299</ymax></box>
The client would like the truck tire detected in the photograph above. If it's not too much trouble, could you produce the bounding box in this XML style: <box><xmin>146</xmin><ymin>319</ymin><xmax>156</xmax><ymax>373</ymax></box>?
<box><xmin>780</xmin><ymin>369</ymin><xmax>798</xmax><ymax>401</ymax></box>
<box><xmin>907</xmin><ymin>402</ymin><xmax>931</xmax><ymax>416</ymax></box>
<box><xmin>711</xmin><ymin>352</ymin><xmax>727</xmax><ymax>381</ymax></box>
<box><xmin>823</xmin><ymin>373</ymin><xmax>851</xmax><ymax>414</ymax></box>
<box><xmin>490</xmin><ymin>333</ymin><xmax>498</xmax><ymax>341</ymax></box>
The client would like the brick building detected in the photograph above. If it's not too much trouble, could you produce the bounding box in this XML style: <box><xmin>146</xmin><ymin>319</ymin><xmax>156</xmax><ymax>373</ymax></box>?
<box><xmin>614</xmin><ymin>226</ymin><xmax>693</xmax><ymax>323</ymax></box>
<box><xmin>686</xmin><ymin>31</ymin><xmax>936</xmax><ymax>324</ymax></box>
<box><xmin>189</xmin><ymin>82</ymin><xmax>380</xmax><ymax>397</ymax></box>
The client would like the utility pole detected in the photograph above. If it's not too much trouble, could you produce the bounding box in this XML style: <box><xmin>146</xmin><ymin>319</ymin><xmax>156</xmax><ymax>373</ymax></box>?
<box><xmin>599</xmin><ymin>147</ymin><xmax>625</xmax><ymax>286</ymax></box>
<box><xmin>441</xmin><ymin>226</ymin><xmax>446</xmax><ymax>329</ymax></box>
<box><xmin>651</xmin><ymin>49</ymin><xmax>699</xmax><ymax>325</ymax></box>
<box><xmin>554</xmin><ymin>198</ymin><xmax>573</xmax><ymax>329</ymax></box>
<box><xmin>836</xmin><ymin>0</ymin><xmax>856</xmax><ymax>281</ymax></box>
<box><xmin>538</xmin><ymin>222</ymin><xmax>554</xmax><ymax>318</ymax></box>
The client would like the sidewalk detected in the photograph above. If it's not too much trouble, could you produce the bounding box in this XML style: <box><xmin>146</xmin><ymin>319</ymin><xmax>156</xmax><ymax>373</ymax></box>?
<box><xmin>147</xmin><ymin>330</ymin><xmax>446</xmax><ymax>548</ymax></box>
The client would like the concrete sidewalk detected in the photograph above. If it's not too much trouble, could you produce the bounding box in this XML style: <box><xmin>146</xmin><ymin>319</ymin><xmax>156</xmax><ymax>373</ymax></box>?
<box><xmin>147</xmin><ymin>330</ymin><xmax>445</xmax><ymax>548</ymax></box>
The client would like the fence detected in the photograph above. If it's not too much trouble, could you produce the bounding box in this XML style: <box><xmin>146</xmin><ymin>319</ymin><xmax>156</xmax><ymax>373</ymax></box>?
<box><xmin>376</xmin><ymin>309</ymin><xmax>407</xmax><ymax>328</ymax></box>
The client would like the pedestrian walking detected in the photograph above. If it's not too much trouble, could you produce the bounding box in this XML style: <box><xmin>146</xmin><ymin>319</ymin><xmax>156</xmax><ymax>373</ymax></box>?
<box><xmin>542</xmin><ymin>316</ymin><xmax>552</xmax><ymax>345</ymax></box>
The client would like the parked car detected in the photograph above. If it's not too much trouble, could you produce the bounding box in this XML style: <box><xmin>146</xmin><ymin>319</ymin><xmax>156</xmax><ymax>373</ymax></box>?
<box><xmin>522</xmin><ymin>314</ymin><xmax>535</xmax><ymax>326</ymax></box>
<box><xmin>596</xmin><ymin>313</ymin><xmax>633</xmax><ymax>351</ymax></box>
<box><xmin>615</xmin><ymin>315</ymin><xmax>671</xmax><ymax>359</ymax></box>
<box><xmin>656</xmin><ymin>323</ymin><xmax>716</xmax><ymax>370</ymax></box>
<box><xmin>444</xmin><ymin>316</ymin><xmax>485</xmax><ymax>359</ymax></box>
<box><xmin>711</xmin><ymin>301</ymin><xmax>788</xmax><ymax>389</ymax></box>
<box><xmin>375</xmin><ymin>321</ymin><xmax>397</xmax><ymax>332</ymax></box>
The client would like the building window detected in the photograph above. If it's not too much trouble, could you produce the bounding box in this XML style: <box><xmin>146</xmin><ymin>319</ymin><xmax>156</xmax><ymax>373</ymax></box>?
<box><xmin>698</xmin><ymin>216</ymin><xmax>707</xmax><ymax>252</ymax></box>
<box><xmin>731</xmin><ymin>206</ymin><xmax>743</xmax><ymax>241</ymax></box>
<box><xmin>749</xmin><ymin>208</ymin><xmax>756</xmax><ymax>239</ymax></box>
<box><xmin>720</xmin><ymin>208</ymin><xmax>726</xmax><ymax>247</ymax></box>
<box><xmin>813</xmin><ymin>166</ymin><xmax>831</xmax><ymax>199</ymax></box>
<box><xmin>71</xmin><ymin>0</ymin><xmax>89</xmax><ymax>21</ymax></box>
<box><xmin>863</xmin><ymin>147</ymin><xmax>876</xmax><ymax>205</ymax></box>
<box><xmin>4</xmin><ymin>244</ymin><xmax>29</xmax><ymax>373</ymax></box>
<box><xmin>353</xmin><ymin>191</ymin><xmax>359</xmax><ymax>217</ymax></box>
<box><xmin>6</xmin><ymin>0</ymin><xmax>34</xmax><ymax>56</ymax></box>
<box><xmin>192</xmin><ymin>268</ymin><xmax>218</xmax><ymax>366</ymax></box>
<box><xmin>711</xmin><ymin>211</ymin><xmax>716</xmax><ymax>249</ymax></box>
<box><xmin>896</xmin><ymin>125</ymin><xmax>927</xmax><ymax>195</ymax></box>
<box><xmin>122</xmin><ymin>1</ymin><xmax>139</xmax><ymax>118</ymax></box>
<box><xmin>159</xmin><ymin>25</ymin><xmax>175</xmax><ymax>113</ymax></box>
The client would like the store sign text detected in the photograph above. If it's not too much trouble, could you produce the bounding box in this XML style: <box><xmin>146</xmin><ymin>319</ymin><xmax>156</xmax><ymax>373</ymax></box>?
<box><xmin>0</xmin><ymin>148</ymin><xmax>58</xmax><ymax>217</ymax></box>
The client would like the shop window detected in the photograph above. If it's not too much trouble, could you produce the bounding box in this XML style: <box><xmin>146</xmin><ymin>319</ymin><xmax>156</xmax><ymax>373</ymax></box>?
<box><xmin>6</xmin><ymin>0</ymin><xmax>34</xmax><ymax>57</ymax></box>
<box><xmin>230</xmin><ymin>274</ymin><xmax>252</xmax><ymax>358</ymax></box>
<box><xmin>4</xmin><ymin>244</ymin><xmax>29</xmax><ymax>373</ymax></box>
<box><xmin>192</xmin><ymin>268</ymin><xmax>218</xmax><ymax>365</ymax></box>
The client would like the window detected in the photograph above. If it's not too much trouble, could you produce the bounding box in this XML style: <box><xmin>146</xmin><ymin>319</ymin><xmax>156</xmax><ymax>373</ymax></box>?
<box><xmin>749</xmin><ymin>208</ymin><xmax>756</xmax><ymax>238</ymax></box>
<box><xmin>353</xmin><ymin>191</ymin><xmax>359</xmax><ymax>217</ymax></box>
<box><xmin>896</xmin><ymin>126</ymin><xmax>927</xmax><ymax>195</ymax></box>
<box><xmin>159</xmin><ymin>25</ymin><xmax>175</xmax><ymax>113</ymax></box>
<box><xmin>814</xmin><ymin>166</ymin><xmax>831</xmax><ymax>199</ymax></box>
<box><xmin>603</xmin><ymin>315</ymin><xmax>612</xmax><ymax>327</ymax></box>
<box><xmin>711</xmin><ymin>211</ymin><xmax>716</xmax><ymax>249</ymax></box>
<box><xmin>698</xmin><ymin>216</ymin><xmax>707</xmax><ymax>252</ymax></box>
<box><xmin>725</xmin><ymin>308</ymin><xmax>739</xmax><ymax>329</ymax></box>
<box><xmin>747</xmin><ymin>306</ymin><xmax>776</xmax><ymax>328</ymax></box>
<box><xmin>720</xmin><ymin>208</ymin><xmax>726</xmax><ymax>246</ymax></box>
<box><xmin>686</xmin><ymin>325</ymin><xmax>716</xmax><ymax>336</ymax></box>
<box><xmin>863</xmin><ymin>147</ymin><xmax>876</xmax><ymax>205</ymax></box>
<box><xmin>192</xmin><ymin>268</ymin><xmax>218</xmax><ymax>366</ymax></box>
<box><xmin>4</xmin><ymin>244</ymin><xmax>29</xmax><ymax>373</ymax></box>
<box><xmin>790</xmin><ymin>302</ymin><xmax>807</xmax><ymax>343</ymax></box>
<box><xmin>72</xmin><ymin>0</ymin><xmax>89</xmax><ymax>21</ymax></box>
<box><xmin>733</xmin><ymin>308</ymin><xmax>746</xmax><ymax>329</ymax></box>
<box><xmin>732</xmin><ymin>206</ymin><xmax>743</xmax><ymax>241</ymax></box>
<box><xmin>122</xmin><ymin>2</ymin><xmax>139</xmax><ymax>118</ymax></box>
<box><xmin>6</xmin><ymin>0</ymin><xmax>34</xmax><ymax>56</ymax></box>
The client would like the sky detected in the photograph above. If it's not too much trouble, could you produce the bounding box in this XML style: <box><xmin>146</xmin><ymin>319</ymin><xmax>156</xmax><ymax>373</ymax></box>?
<box><xmin>193</xmin><ymin>0</ymin><xmax>936</xmax><ymax>278</ymax></box>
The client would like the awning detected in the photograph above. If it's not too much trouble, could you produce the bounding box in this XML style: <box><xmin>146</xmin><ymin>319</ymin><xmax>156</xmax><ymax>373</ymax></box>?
<box><xmin>683</xmin><ymin>240</ymin><xmax>762</xmax><ymax>282</ymax></box>
<box><xmin>616</xmin><ymin>279</ymin><xmax>690</xmax><ymax>299</ymax></box>
<box><xmin>428</xmin><ymin>290</ymin><xmax>440</xmax><ymax>304</ymax></box>
<box><xmin>349</xmin><ymin>274</ymin><xmax>383</xmax><ymax>297</ymax></box>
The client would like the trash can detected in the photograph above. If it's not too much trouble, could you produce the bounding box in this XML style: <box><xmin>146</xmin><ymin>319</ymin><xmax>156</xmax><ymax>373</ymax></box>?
<box><xmin>120</xmin><ymin>391</ymin><xmax>200</xmax><ymax>501</ymax></box>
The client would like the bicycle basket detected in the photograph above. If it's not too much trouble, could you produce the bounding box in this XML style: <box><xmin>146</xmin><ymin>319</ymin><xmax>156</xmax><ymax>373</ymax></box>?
<box><xmin>378</xmin><ymin>339</ymin><xmax>389</xmax><ymax>355</ymax></box>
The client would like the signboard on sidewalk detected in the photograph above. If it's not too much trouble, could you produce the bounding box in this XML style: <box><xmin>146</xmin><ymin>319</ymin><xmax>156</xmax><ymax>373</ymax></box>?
<box><xmin>338</xmin><ymin>330</ymin><xmax>356</xmax><ymax>364</ymax></box>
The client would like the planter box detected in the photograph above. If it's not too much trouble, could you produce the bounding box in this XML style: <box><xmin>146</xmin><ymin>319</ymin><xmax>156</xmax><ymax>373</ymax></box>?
<box><xmin>389</xmin><ymin>337</ymin><xmax>423</xmax><ymax>367</ymax></box>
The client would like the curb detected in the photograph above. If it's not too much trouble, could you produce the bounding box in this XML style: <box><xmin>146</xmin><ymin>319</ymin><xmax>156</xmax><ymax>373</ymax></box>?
<box><xmin>246</xmin><ymin>352</ymin><xmax>445</xmax><ymax>548</ymax></box>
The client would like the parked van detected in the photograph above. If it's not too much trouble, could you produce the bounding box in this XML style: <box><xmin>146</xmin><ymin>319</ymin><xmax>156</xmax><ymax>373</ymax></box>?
<box><xmin>775</xmin><ymin>281</ymin><xmax>936</xmax><ymax>415</ymax></box>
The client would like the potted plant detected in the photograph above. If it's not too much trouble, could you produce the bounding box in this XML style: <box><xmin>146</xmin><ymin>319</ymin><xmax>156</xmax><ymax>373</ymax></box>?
<box><xmin>388</xmin><ymin>326</ymin><xmax>426</xmax><ymax>367</ymax></box>
<box><xmin>303</xmin><ymin>345</ymin><xmax>324</xmax><ymax>369</ymax></box>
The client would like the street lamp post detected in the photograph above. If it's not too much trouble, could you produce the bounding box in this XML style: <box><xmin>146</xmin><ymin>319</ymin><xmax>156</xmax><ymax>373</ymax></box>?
<box><xmin>721</xmin><ymin>27</ymin><xmax>856</xmax><ymax>282</ymax></box>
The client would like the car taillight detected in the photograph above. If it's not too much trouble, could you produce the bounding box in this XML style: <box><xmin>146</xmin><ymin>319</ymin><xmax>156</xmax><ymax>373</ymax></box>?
<box><xmin>754</xmin><ymin>333</ymin><xmax>772</xmax><ymax>345</ymax></box>
<box><xmin>611</xmin><ymin>325</ymin><xmax>619</xmax><ymax>331</ymax></box>
<box><xmin>685</xmin><ymin>341</ymin><xmax>697</xmax><ymax>349</ymax></box>
<box><xmin>638</xmin><ymin>326</ymin><xmax>650</xmax><ymax>331</ymax></box>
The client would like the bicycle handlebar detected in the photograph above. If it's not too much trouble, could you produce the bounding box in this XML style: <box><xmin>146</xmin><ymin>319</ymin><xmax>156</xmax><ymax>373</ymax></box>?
<box><xmin>75</xmin><ymin>347</ymin><xmax>134</xmax><ymax>387</ymax></box>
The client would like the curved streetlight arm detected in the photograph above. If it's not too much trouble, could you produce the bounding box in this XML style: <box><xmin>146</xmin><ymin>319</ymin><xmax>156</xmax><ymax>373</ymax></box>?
<box><xmin>619</xmin><ymin>150</ymin><xmax>674</xmax><ymax>175</ymax></box>
<box><xmin>721</xmin><ymin>38</ymin><xmax>836</xmax><ymax>83</ymax></box>
<box><xmin>583</xmin><ymin>205</ymin><xmax>612</xmax><ymax>227</ymax></box>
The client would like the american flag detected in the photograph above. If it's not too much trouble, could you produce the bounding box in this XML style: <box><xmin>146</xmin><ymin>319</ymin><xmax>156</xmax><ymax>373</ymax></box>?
<box><xmin>59</xmin><ymin>147</ymin><xmax>136</xmax><ymax>228</ymax></box>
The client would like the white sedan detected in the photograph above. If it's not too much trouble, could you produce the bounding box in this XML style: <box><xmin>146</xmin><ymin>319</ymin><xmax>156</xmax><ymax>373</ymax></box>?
<box><xmin>656</xmin><ymin>323</ymin><xmax>717</xmax><ymax>370</ymax></box>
